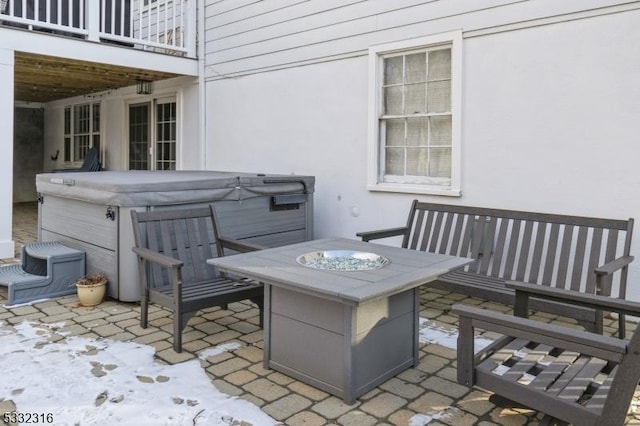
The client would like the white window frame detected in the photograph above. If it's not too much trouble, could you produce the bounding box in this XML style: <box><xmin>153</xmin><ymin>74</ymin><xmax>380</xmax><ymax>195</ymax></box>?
<box><xmin>367</xmin><ymin>31</ymin><xmax>462</xmax><ymax>196</ymax></box>
<box><xmin>63</xmin><ymin>101</ymin><xmax>101</xmax><ymax>166</ymax></box>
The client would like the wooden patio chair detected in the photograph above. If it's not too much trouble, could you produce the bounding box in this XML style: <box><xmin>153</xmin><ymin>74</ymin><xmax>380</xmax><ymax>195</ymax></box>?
<box><xmin>53</xmin><ymin>146</ymin><xmax>103</xmax><ymax>172</ymax></box>
<box><xmin>131</xmin><ymin>205</ymin><xmax>264</xmax><ymax>352</ymax></box>
<box><xmin>453</xmin><ymin>281</ymin><xmax>640</xmax><ymax>426</ymax></box>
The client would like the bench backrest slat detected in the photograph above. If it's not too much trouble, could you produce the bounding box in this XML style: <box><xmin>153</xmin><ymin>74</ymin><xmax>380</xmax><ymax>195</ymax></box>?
<box><xmin>542</xmin><ymin>223</ymin><xmax>561</xmax><ymax>286</ymax></box>
<box><xmin>490</xmin><ymin>217</ymin><xmax>510</xmax><ymax>278</ymax></box>
<box><xmin>569</xmin><ymin>226</ymin><xmax>589</xmax><ymax>292</ymax></box>
<box><xmin>439</xmin><ymin>211</ymin><xmax>456</xmax><ymax>255</ymax></box>
<box><xmin>528</xmin><ymin>222</ymin><xmax>547</xmax><ymax>284</ymax></box>
<box><xmin>503</xmin><ymin>219</ymin><xmax>522</xmax><ymax>280</ymax></box>
<box><xmin>402</xmin><ymin>201</ymin><xmax>633</xmax><ymax>298</ymax></box>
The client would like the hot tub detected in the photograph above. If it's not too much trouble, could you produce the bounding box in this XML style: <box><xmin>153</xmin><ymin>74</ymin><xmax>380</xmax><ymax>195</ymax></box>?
<box><xmin>35</xmin><ymin>170</ymin><xmax>314</xmax><ymax>301</ymax></box>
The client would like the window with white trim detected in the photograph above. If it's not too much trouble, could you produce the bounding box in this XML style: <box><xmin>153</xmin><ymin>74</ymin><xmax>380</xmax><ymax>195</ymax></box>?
<box><xmin>63</xmin><ymin>102</ymin><xmax>100</xmax><ymax>164</ymax></box>
<box><xmin>368</xmin><ymin>32</ymin><xmax>462</xmax><ymax>196</ymax></box>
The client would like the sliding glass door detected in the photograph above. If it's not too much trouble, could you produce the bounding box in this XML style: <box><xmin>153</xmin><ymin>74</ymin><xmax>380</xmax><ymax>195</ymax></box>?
<box><xmin>128</xmin><ymin>97</ymin><xmax>176</xmax><ymax>170</ymax></box>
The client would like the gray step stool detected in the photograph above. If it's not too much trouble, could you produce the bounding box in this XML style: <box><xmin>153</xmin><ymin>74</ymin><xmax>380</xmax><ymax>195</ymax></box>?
<box><xmin>0</xmin><ymin>242</ymin><xmax>85</xmax><ymax>305</ymax></box>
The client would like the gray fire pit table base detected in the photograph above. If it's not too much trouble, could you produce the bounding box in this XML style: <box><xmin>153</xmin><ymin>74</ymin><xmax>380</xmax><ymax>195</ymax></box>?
<box><xmin>265</xmin><ymin>284</ymin><xmax>418</xmax><ymax>404</ymax></box>
<box><xmin>208</xmin><ymin>238</ymin><xmax>471</xmax><ymax>405</ymax></box>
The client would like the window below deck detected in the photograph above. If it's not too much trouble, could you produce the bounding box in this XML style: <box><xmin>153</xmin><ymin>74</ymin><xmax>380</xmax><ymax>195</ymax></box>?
<box><xmin>63</xmin><ymin>102</ymin><xmax>100</xmax><ymax>165</ymax></box>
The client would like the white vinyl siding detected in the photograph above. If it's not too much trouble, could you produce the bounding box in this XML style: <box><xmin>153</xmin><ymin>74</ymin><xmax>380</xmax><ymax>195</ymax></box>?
<box><xmin>203</xmin><ymin>1</ymin><xmax>634</xmax><ymax>79</ymax></box>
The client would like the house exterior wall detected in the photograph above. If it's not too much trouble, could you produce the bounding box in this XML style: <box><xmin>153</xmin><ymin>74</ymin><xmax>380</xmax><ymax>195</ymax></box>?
<box><xmin>204</xmin><ymin>1</ymin><xmax>640</xmax><ymax>298</ymax></box>
<box><xmin>13</xmin><ymin>106</ymin><xmax>44</xmax><ymax>203</ymax></box>
<box><xmin>42</xmin><ymin>76</ymin><xmax>201</xmax><ymax>172</ymax></box>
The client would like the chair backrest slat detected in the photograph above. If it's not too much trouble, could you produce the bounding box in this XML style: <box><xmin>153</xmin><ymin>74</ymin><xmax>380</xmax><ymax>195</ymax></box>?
<box><xmin>131</xmin><ymin>207</ymin><xmax>220</xmax><ymax>287</ymax></box>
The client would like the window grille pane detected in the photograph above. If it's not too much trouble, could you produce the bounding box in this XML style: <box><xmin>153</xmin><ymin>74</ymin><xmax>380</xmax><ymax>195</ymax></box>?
<box><xmin>407</xmin><ymin>147</ymin><xmax>429</xmax><ymax>176</ymax></box>
<box><xmin>92</xmin><ymin>103</ymin><xmax>100</xmax><ymax>132</ymax></box>
<box><xmin>405</xmin><ymin>83</ymin><xmax>426</xmax><ymax>114</ymax></box>
<box><xmin>383</xmin><ymin>119</ymin><xmax>405</xmax><ymax>147</ymax></box>
<box><xmin>407</xmin><ymin>117</ymin><xmax>427</xmax><ymax>146</ymax></box>
<box><xmin>430</xmin><ymin>116</ymin><xmax>452</xmax><ymax>146</ymax></box>
<box><xmin>64</xmin><ymin>138</ymin><xmax>71</xmax><ymax>162</ymax></box>
<box><xmin>74</xmin><ymin>135</ymin><xmax>90</xmax><ymax>160</ymax></box>
<box><xmin>64</xmin><ymin>108</ymin><xmax>71</xmax><ymax>134</ymax></box>
<box><xmin>129</xmin><ymin>103</ymin><xmax>150</xmax><ymax>170</ymax></box>
<box><xmin>428</xmin><ymin>49</ymin><xmax>451</xmax><ymax>80</ymax></box>
<box><xmin>405</xmin><ymin>52</ymin><xmax>426</xmax><ymax>83</ymax></box>
<box><xmin>427</xmin><ymin>80</ymin><xmax>451</xmax><ymax>113</ymax></box>
<box><xmin>74</xmin><ymin>105</ymin><xmax>89</xmax><ymax>133</ymax></box>
<box><xmin>384</xmin><ymin>56</ymin><xmax>403</xmax><ymax>85</ymax></box>
<box><xmin>383</xmin><ymin>86</ymin><xmax>403</xmax><ymax>115</ymax></box>
<box><xmin>429</xmin><ymin>147</ymin><xmax>452</xmax><ymax>178</ymax></box>
<box><xmin>156</xmin><ymin>102</ymin><xmax>177</xmax><ymax>170</ymax></box>
<box><xmin>385</xmin><ymin>147</ymin><xmax>405</xmax><ymax>175</ymax></box>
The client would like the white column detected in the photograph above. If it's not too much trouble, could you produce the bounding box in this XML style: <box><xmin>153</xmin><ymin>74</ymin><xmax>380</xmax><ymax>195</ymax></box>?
<box><xmin>0</xmin><ymin>48</ymin><xmax>15</xmax><ymax>259</ymax></box>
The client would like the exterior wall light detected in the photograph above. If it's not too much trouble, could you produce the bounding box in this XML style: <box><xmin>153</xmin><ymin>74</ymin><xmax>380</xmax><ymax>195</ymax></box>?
<box><xmin>136</xmin><ymin>80</ymin><xmax>152</xmax><ymax>95</ymax></box>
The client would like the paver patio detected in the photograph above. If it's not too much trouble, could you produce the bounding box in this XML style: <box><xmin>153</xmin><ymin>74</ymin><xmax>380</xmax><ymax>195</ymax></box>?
<box><xmin>1</xmin><ymin>202</ymin><xmax>640</xmax><ymax>425</ymax></box>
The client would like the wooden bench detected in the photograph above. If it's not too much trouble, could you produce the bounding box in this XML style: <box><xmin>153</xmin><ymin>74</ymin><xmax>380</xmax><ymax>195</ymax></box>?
<box><xmin>357</xmin><ymin>201</ymin><xmax>634</xmax><ymax>337</ymax></box>
<box><xmin>453</xmin><ymin>282</ymin><xmax>640</xmax><ymax>425</ymax></box>
<box><xmin>131</xmin><ymin>206</ymin><xmax>264</xmax><ymax>352</ymax></box>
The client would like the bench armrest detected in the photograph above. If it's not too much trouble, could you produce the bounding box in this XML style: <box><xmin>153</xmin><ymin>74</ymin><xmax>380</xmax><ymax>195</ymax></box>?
<box><xmin>218</xmin><ymin>236</ymin><xmax>266</xmax><ymax>253</ymax></box>
<box><xmin>506</xmin><ymin>280</ymin><xmax>640</xmax><ymax>318</ymax></box>
<box><xmin>356</xmin><ymin>226</ymin><xmax>408</xmax><ymax>242</ymax></box>
<box><xmin>132</xmin><ymin>246</ymin><xmax>183</xmax><ymax>269</ymax></box>
<box><xmin>595</xmin><ymin>255</ymin><xmax>635</xmax><ymax>276</ymax></box>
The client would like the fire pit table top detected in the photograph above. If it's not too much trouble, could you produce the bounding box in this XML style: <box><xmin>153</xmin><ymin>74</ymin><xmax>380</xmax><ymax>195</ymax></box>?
<box><xmin>209</xmin><ymin>237</ymin><xmax>471</xmax><ymax>304</ymax></box>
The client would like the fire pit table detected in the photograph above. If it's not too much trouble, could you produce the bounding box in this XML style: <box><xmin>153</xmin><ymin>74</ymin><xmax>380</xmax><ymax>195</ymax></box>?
<box><xmin>208</xmin><ymin>237</ymin><xmax>471</xmax><ymax>404</ymax></box>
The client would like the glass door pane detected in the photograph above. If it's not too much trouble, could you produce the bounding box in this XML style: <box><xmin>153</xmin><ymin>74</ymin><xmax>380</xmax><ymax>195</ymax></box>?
<box><xmin>155</xmin><ymin>101</ymin><xmax>176</xmax><ymax>170</ymax></box>
<box><xmin>129</xmin><ymin>103</ymin><xmax>150</xmax><ymax>170</ymax></box>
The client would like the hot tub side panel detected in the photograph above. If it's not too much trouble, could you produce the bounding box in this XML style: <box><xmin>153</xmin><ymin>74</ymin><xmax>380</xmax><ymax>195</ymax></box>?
<box><xmin>37</xmin><ymin>173</ymin><xmax>314</xmax><ymax>302</ymax></box>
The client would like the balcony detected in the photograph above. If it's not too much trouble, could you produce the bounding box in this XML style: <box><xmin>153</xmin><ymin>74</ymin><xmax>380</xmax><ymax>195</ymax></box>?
<box><xmin>0</xmin><ymin>0</ymin><xmax>195</xmax><ymax>58</ymax></box>
<box><xmin>0</xmin><ymin>0</ymin><xmax>197</xmax><ymax>102</ymax></box>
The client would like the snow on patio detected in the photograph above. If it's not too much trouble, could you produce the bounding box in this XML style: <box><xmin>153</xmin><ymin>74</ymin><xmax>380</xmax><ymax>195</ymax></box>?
<box><xmin>0</xmin><ymin>320</ymin><xmax>276</xmax><ymax>425</ymax></box>
<box><xmin>0</xmin><ymin>314</ymin><xmax>494</xmax><ymax>426</ymax></box>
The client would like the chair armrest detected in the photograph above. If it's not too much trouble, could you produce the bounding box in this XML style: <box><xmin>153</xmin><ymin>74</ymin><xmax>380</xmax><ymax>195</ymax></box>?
<box><xmin>218</xmin><ymin>236</ymin><xmax>266</xmax><ymax>253</ymax></box>
<box><xmin>595</xmin><ymin>255</ymin><xmax>634</xmax><ymax>276</ymax></box>
<box><xmin>453</xmin><ymin>304</ymin><xmax>627</xmax><ymax>359</ymax></box>
<box><xmin>506</xmin><ymin>280</ymin><xmax>640</xmax><ymax>318</ymax></box>
<box><xmin>132</xmin><ymin>246</ymin><xmax>183</xmax><ymax>269</ymax></box>
<box><xmin>356</xmin><ymin>226</ymin><xmax>408</xmax><ymax>242</ymax></box>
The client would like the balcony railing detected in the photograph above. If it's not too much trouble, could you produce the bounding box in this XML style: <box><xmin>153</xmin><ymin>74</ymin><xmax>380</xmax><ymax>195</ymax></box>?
<box><xmin>0</xmin><ymin>0</ymin><xmax>195</xmax><ymax>57</ymax></box>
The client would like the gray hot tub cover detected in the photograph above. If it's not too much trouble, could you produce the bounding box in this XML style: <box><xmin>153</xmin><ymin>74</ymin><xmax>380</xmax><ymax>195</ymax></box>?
<box><xmin>36</xmin><ymin>170</ymin><xmax>314</xmax><ymax>207</ymax></box>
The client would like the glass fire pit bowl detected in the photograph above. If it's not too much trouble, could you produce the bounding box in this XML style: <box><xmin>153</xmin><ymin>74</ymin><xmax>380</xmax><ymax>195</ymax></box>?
<box><xmin>296</xmin><ymin>250</ymin><xmax>390</xmax><ymax>271</ymax></box>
